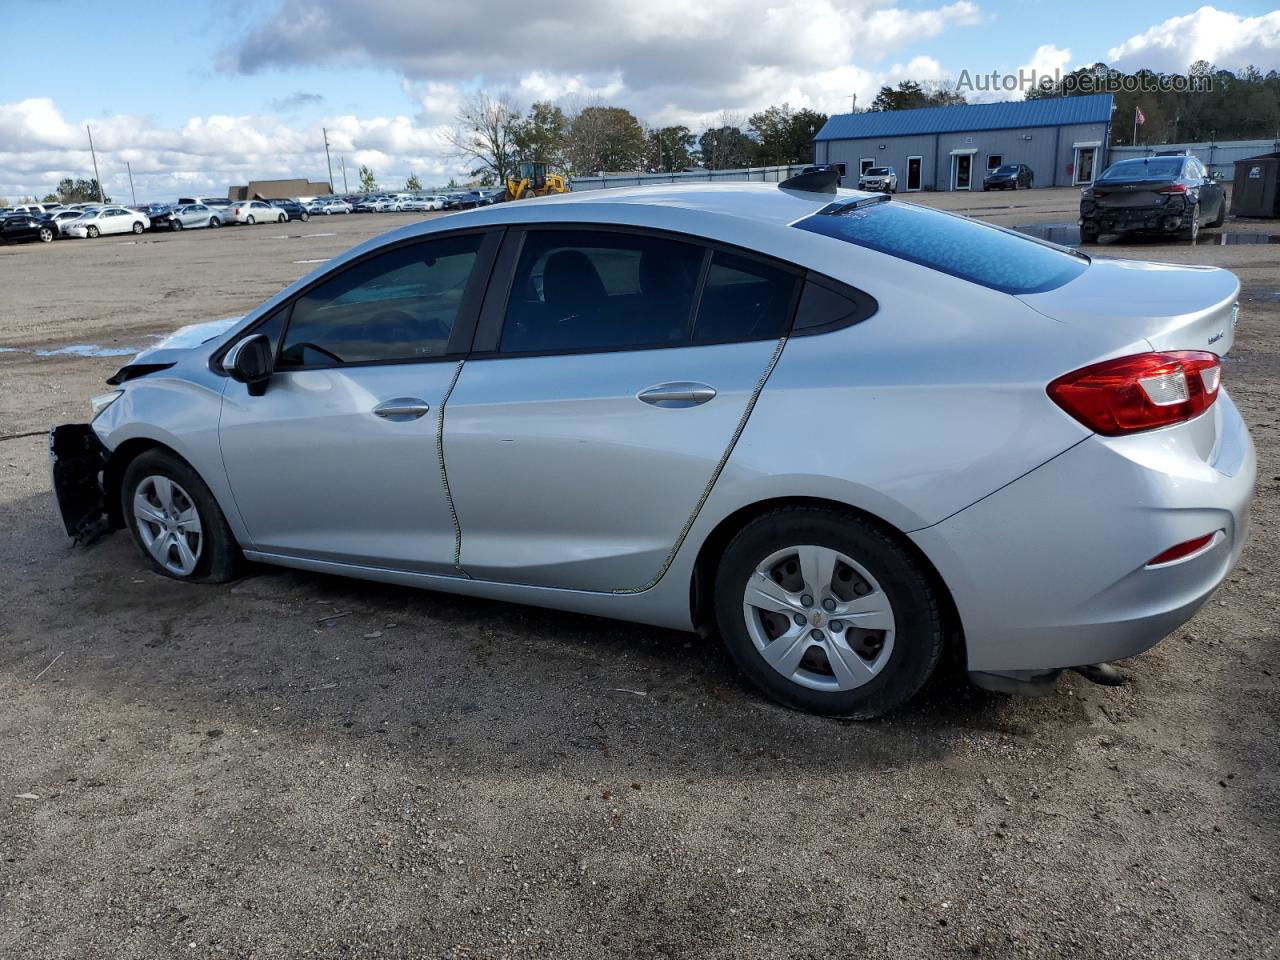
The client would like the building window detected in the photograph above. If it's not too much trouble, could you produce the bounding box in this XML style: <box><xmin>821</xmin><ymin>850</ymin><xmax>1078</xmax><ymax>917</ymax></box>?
<box><xmin>987</xmin><ymin>154</ymin><xmax>1003</xmax><ymax>170</ymax></box>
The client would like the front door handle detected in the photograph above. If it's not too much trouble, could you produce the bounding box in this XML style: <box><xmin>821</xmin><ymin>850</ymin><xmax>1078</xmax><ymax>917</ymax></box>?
<box><xmin>637</xmin><ymin>381</ymin><xmax>717</xmax><ymax>409</ymax></box>
<box><xmin>373</xmin><ymin>397</ymin><xmax>430</xmax><ymax>421</ymax></box>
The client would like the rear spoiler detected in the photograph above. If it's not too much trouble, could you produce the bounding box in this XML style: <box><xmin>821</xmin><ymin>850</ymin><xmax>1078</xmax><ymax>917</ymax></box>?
<box><xmin>780</xmin><ymin>165</ymin><xmax>843</xmax><ymax>194</ymax></box>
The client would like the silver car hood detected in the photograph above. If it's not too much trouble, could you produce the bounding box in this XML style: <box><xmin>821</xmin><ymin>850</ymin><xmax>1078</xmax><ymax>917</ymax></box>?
<box><xmin>106</xmin><ymin>317</ymin><xmax>242</xmax><ymax>384</ymax></box>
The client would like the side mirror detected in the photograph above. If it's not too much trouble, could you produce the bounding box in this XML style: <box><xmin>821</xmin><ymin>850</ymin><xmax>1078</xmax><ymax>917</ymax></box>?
<box><xmin>222</xmin><ymin>334</ymin><xmax>273</xmax><ymax>396</ymax></box>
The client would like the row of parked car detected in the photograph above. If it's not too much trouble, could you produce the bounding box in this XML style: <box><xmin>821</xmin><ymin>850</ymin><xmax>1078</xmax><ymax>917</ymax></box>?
<box><xmin>0</xmin><ymin>189</ymin><xmax>506</xmax><ymax>245</ymax></box>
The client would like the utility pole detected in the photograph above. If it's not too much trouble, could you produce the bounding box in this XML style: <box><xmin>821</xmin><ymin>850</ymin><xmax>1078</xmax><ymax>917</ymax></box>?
<box><xmin>323</xmin><ymin>127</ymin><xmax>334</xmax><ymax>192</ymax></box>
<box><xmin>86</xmin><ymin>124</ymin><xmax>104</xmax><ymax>202</ymax></box>
<box><xmin>126</xmin><ymin>161</ymin><xmax>137</xmax><ymax>205</ymax></box>
<box><xmin>340</xmin><ymin>156</ymin><xmax>348</xmax><ymax>193</ymax></box>
<box><xmin>850</xmin><ymin>93</ymin><xmax>857</xmax><ymax>113</ymax></box>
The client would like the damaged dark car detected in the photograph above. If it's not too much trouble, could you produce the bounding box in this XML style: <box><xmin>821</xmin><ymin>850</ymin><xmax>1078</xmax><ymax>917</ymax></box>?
<box><xmin>1079</xmin><ymin>155</ymin><xmax>1226</xmax><ymax>244</ymax></box>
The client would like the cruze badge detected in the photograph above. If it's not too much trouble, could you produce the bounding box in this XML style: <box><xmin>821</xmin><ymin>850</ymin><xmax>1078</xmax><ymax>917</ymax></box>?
<box><xmin>1208</xmin><ymin>331</ymin><xmax>1224</xmax><ymax>345</ymax></box>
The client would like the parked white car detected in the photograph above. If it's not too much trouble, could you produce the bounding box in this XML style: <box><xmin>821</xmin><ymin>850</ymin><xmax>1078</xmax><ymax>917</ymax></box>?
<box><xmin>64</xmin><ymin>206</ymin><xmax>149</xmax><ymax>238</ymax></box>
<box><xmin>858</xmin><ymin>166</ymin><xmax>898</xmax><ymax>193</ymax></box>
<box><xmin>227</xmin><ymin>200</ymin><xmax>286</xmax><ymax>225</ymax></box>
<box><xmin>51</xmin><ymin>210</ymin><xmax>89</xmax><ymax>235</ymax></box>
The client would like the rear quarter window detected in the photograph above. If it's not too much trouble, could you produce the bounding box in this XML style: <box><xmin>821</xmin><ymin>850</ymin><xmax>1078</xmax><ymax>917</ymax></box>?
<box><xmin>794</xmin><ymin>198</ymin><xmax>1087</xmax><ymax>295</ymax></box>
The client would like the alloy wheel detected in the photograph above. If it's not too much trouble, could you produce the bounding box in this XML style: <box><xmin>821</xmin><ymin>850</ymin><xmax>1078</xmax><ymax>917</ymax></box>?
<box><xmin>133</xmin><ymin>475</ymin><xmax>203</xmax><ymax>576</ymax></box>
<box><xmin>742</xmin><ymin>544</ymin><xmax>896</xmax><ymax>692</ymax></box>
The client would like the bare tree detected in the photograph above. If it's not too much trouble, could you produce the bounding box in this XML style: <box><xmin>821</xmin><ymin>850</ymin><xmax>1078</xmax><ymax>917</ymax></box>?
<box><xmin>444</xmin><ymin>91</ymin><xmax>522</xmax><ymax>186</ymax></box>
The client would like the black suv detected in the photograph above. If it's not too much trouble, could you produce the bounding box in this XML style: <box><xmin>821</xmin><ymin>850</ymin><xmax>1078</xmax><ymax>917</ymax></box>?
<box><xmin>1079</xmin><ymin>155</ymin><xmax>1226</xmax><ymax>244</ymax></box>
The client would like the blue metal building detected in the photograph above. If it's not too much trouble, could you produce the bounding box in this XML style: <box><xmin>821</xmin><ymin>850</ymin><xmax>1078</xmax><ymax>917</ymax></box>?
<box><xmin>814</xmin><ymin>94</ymin><xmax>1114</xmax><ymax>192</ymax></box>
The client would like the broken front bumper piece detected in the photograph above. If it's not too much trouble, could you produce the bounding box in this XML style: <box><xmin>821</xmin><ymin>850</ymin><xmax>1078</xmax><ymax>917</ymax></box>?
<box><xmin>49</xmin><ymin>423</ymin><xmax>112</xmax><ymax>543</ymax></box>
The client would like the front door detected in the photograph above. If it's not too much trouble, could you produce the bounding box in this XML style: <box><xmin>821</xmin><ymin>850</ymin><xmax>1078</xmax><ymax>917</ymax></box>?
<box><xmin>443</xmin><ymin>227</ymin><xmax>802</xmax><ymax>593</ymax></box>
<box><xmin>906</xmin><ymin>157</ymin><xmax>922</xmax><ymax>191</ymax></box>
<box><xmin>219</xmin><ymin>230</ymin><xmax>497</xmax><ymax>573</ymax></box>
<box><xmin>954</xmin><ymin>154</ymin><xmax>972</xmax><ymax>190</ymax></box>
<box><xmin>1075</xmin><ymin>148</ymin><xmax>1096</xmax><ymax>184</ymax></box>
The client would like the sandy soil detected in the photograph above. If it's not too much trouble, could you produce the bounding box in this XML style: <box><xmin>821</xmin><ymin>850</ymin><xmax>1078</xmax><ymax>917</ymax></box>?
<box><xmin>1</xmin><ymin>195</ymin><xmax>1277</xmax><ymax>959</ymax></box>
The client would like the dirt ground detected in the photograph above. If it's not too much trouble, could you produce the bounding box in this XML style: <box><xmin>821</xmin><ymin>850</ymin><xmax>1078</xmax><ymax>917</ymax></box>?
<box><xmin>1</xmin><ymin>192</ymin><xmax>1277</xmax><ymax>959</ymax></box>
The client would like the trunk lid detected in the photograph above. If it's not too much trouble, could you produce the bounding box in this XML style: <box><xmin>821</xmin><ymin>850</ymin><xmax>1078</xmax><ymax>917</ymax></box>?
<box><xmin>1093</xmin><ymin>178</ymin><xmax>1179</xmax><ymax>208</ymax></box>
<box><xmin>1017</xmin><ymin>257</ymin><xmax>1238</xmax><ymax>355</ymax></box>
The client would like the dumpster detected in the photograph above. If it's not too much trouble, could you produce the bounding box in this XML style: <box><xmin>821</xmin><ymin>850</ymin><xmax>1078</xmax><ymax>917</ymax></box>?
<box><xmin>1230</xmin><ymin>152</ymin><xmax>1280</xmax><ymax>218</ymax></box>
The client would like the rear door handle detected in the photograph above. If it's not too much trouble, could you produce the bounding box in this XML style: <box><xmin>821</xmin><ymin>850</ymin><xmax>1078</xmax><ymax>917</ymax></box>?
<box><xmin>637</xmin><ymin>382</ymin><xmax>717</xmax><ymax>408</ymax></box>
<box><xmin>373</xmin><ymin>397</ymin><xmax>430</xmax><ymax>421</ymax></box>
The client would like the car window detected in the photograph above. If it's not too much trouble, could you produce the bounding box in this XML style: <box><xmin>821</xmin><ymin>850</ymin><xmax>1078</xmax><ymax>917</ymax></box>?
<box><xmin>794</xmin><ymin>198</ymin><xmax>1088</xmax><ymax>295</ymax></box>
<box><xmin>499</xmin><ymin>229</ymin><xmax>704</xmax><ymax>354</ymax></box>
<box><xmin>692</xmin><ymin>251</ymin><xmax>799</xmax><ymax>342</ymax></box>
<box><xmin>278</xmin><ymin>233</ymin><xmax>484</xmax><ymax>368</ymax></box>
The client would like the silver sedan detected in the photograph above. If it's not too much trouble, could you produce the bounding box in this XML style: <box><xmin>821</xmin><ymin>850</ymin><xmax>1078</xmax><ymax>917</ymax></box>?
<box><xmin>50</xmin><ymin>172</ymin><xmax>1254</xmax><ymax>718</ymax></box>
<box><xmin>169</xmin><ymin>203</ymin><xmax>224</xmax><ymax>230</ymax></box>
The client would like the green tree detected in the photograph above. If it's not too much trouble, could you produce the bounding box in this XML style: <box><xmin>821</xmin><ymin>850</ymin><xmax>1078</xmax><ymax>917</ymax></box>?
<box><xmin>647</xmin><ymin>126</ymin><xmax>696</xmax><ymax>172</ymax></box>
<box><xmin>869</xmin><ymin>80</ymin><xmax>966</xmax><ymax>112</ymax></box>
<box><xmin>55</xmin><ymin>177</ymin><xmax>108</xmax><ymax>203</ymax></box>
<box><xmin>566</xmin><ymin>105</ymin><xmax>648</xmax><ymax>173</ymax></box>
<box><xmin>697</xmin><ymin>125</ymin><xmax>756</xmax><ymax>169</ymax></box>
<box><xmin>41</xmin><ymin>192</ymin><xmax>59</xmax><ymax>203</ymax></box>
<box><xmin>513</xmin><ymin>101</ymin><xmax>569</xmax><ymax>166</ymax></box>
<box><xmin>748</xmin><ymin>104</ymin><xmax>828</xmax><ymax>165</ymax></box>
<box><xmin>405</xmin><ymin>172</ymin><xmax>422</xmax><ymax>191</ymax></box>
<box><xmin>359</xmin><ymin>165</ymin><xmax>377</xmax><ymax>192</ymax></box>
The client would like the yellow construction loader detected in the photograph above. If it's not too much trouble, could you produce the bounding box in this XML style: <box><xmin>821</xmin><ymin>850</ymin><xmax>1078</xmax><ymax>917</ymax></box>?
<box><xmin>504</xmin><ymin>161</ymin><xmax>569</xmax><ymax>201</ymax></box>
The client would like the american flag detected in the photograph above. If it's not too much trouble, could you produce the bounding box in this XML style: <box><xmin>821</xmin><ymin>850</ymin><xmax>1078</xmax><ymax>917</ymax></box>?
<box><xmin>1135</xmin><ymin>106</ymin><xmax>1146</xmax><ymax>125</ymax></box>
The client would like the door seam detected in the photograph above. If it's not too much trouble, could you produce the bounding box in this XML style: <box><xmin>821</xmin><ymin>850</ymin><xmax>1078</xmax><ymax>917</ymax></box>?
<box><xmin>612</xmin><ymin>334</ymin><xmax>789</xmax><ymax>595</ymax></box>
<box><xmin>437</xmin><ymin>359</ymin><xmax>468</xmax><ymax>575</ymax></box>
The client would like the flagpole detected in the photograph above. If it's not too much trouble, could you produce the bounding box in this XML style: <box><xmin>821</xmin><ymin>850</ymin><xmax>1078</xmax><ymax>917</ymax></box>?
<box><xmin>1133</xmin><ymin>107</ymin><xmax>1137</xmax><ymax>146</ymax></box>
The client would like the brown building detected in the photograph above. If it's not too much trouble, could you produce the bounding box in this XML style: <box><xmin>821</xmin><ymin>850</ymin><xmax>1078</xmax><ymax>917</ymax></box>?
<box><xmin>227</xmin><ymin>178</ymin><xmax>333</xmax><ymax>201</ymax></box>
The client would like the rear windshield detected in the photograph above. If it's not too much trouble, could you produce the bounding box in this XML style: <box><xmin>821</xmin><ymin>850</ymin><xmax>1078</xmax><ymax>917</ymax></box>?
<box><xmin>1100</xmin><ymin>158</ymin><xmax>1184</xmax><ymax>181</ymax></box>
<box><xmin>794</xmin><ymin>198</ymin><xmax>1088</xmax><ymax>295</ymax></box>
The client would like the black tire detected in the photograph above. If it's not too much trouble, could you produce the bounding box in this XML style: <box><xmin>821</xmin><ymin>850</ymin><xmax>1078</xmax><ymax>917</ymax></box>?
<box><xmin>121</xmin><ymin>449</ymin><xmax>242</xmax><ymax>584</ymax></box>
<box><xmin>132</xmin><ymin>221</ymin><xmax>144</xmax><ymax>234</ymax></box>
<box><xmin>1178</xmin><ymin>204</ymin><xmax>1200</xmax><ymax>242</ymax></box>
<box><xmin>712</xmin><ymin>506</ymin><xmax>946</xmax><ymax>718</ymax></box>
<box><xmin>38</xmin><ymin>226</ymin><xmax>53</xmax><ymax>243</ymax></box>
<box><xmin>209</xmin><ymin>217</ymin><xmax>220</xmax><ymax>228</ymax></box>
<box><xmin>1080</xmin><ymin>229</ymin><xmax>1100</xmax><ymax>245</ymax></box>
<box><xmin>1207</xmin><ymin>198</ymin><xmax>1226</xmax><ymax>229</ymax></box>
<box><xmin>171</xmin><ymin>219</ymin><xmax>183</xmax><ymax>231</ymax></box>
<box><xmin>86</xmin><ymin>225</ymin><xmax>99</xmax><ymax>238</ymax></box>
<box><xmin>278</xmin><ymin>213</ymin><xmax>286</xmax><ymax>223</ymax></box>
<box><xmin>246</xmin><ymin>215</ymin><xmax>255</xmax><ymax>225</ymax></box>
<box><xmin>300</xmin><ymin>212</ymin><xmax>309</xmax><ymax>222</ymax></box>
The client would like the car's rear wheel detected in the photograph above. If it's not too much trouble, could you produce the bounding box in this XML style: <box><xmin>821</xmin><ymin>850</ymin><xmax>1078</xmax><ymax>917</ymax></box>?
<box><xmin>209</xmin><ymin>217</ymin><xmax>220</xmax><ymax>228</ymax></box>
<box><xmin>132</xmin><ymin>221</ymin><xmax>144</xmax><ymax>234</ymax></box>
<box><xmin>713</xmin><ymin>506</ymin><xmax>945</xmax><ymax>718</ymax></box>
<box><xmin>246</xmin><ymin>215</ymin><xmax>256</xmax><ymax>225</ymax></box>
<box><xmin>86</xmin><ymin>225</ymin><xmax>99</xmax><ymax>238</ymax></box>
<box><xmin>278</xmin><ymin>213</ymin><xmax>286</xmax><ymax>222</ymax></box>
<box><xmin>38</xmin><ymin>226</ymin><xmax>53</xmax><ymax>242</ymax></box>
<box><xmin>1178</xmin><ymin>204</ymin><xmax>1200</xmax><ymax>242</ymax></box>
<box><xmin>122</xmin><ymin>450</ymin><xmax>241</xmax><ymax>583</ymax></box>
<box><xmin>300</xmin><ymin>212</ymin><xmax>309</xmax><ymax>222</ymax></box>
<box><xmin>1080</xmin><ymin>228</ymin><xmax>1099</xmax><ymax>244</ymax></box>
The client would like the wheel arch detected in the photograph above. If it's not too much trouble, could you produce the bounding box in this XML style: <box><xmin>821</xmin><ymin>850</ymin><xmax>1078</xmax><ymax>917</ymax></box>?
<box><xmin>688</xmin><ymin>495</ymin><xmax>963</xmax><ymax>652</ymax></box>
<box><xmin>103</xmin><ymin>437</ymin><xmax>194</xmax><ymax>528</ymax></box>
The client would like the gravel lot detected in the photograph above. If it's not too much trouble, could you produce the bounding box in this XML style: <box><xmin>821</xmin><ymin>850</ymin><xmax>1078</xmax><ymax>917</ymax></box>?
<box><xmin>1</xmin><ymin>193</ymin><xmax>1277</xmax><ymax>959</ymax></box>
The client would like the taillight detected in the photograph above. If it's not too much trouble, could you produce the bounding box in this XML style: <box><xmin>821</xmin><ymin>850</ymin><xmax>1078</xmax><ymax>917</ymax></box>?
<box><xmin>1147</xmin><ymin>532</ymin><xmax>1218</xmax><ymax>567</ymax></box>
<box><xmin>1047</xmin><ymin>351</ymin><xmax>1221</xmax><ymax>435</ymax></box>
<box><xmin>1158</xmin><ymin>184</ymin><xmax>1188</xmax><ymax>194</ymax></box>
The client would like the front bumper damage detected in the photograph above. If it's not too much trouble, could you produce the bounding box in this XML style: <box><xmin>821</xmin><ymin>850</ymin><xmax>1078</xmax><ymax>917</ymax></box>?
<box><xmin>49</xmin><ymin>423</ymin><xmax>113</xmax><ymax>543</ymax></box>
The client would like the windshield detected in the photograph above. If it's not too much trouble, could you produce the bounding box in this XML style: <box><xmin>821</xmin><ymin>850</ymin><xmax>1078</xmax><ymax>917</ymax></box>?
<box><xmin>995</xmin><ymin>165</ymin><xmax>1018</xmax><ymax>174</ymax></box>
<box><xmin>794</xmin><ymin>198</ymin><xmax>1088</xmax><ymax>295</ymax></box>
<box><xmin>1100</xmin><ymin>158</ymin><xmax>1184</xmax><ymax>181</ymax></box>
<box><xmin>865</xmin><ymin>168</ymin><xmax>889</xmax><ymax>176</ymax></box>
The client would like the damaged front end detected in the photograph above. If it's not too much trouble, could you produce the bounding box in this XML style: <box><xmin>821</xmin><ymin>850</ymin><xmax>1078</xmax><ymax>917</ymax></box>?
<box><xmin>49</xmin><ymin>424</ymin><xmax>116</xmax><ymax>544</ymax></box>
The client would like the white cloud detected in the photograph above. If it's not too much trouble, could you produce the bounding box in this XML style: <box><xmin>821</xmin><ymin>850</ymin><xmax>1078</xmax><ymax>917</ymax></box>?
<box><xmin>1107</xmin><ymin>6</ymin><xmax>1280</xmax><ymax>72</ymax></box>
<box><xmin>0</xmin><ymin>98</ymin><xmax>462</xmax><ymax>202</ymax></box>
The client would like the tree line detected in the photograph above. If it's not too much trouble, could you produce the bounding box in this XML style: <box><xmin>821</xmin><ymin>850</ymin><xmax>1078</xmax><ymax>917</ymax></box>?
<box><xmin>445</xmin><ymin>93</ymin><xmax>828</xmax><ymax>185</ymax></box>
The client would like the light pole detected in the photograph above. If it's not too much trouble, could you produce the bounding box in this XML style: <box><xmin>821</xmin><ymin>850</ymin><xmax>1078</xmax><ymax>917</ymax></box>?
<box><xmin>86</xmin><ymin>124</ymin><xmax>105</xmax><ymax>202</ymax></box>
<box><xmin>323</xmin><ymin>127</ymin><xmax>334</xmax><ymax>191</ymax></box>
<box><xmin>126</xmin><ymin>161</ymin><xmax>137</xmax><ymax>205</ymax></box>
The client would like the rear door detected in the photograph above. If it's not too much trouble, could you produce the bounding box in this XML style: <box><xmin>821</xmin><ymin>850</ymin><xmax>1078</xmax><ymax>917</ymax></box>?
<box><xmin>442</xmin><ymin>226</ymin><xmax>802</xmax><ymax>592</ymax></box>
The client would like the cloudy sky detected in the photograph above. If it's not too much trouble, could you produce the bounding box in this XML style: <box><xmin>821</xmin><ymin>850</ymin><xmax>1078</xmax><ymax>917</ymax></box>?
<box><xmin>2</xmin><ymin>0</ymin><xmax>1277</xmax><ymax>201</ymax></box>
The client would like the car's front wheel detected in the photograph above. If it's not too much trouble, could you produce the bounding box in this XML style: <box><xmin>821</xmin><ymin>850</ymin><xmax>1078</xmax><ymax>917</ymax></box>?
<box><xmin>209</xmin><ymin>217</ymin><xmax>220</xmax><ymax>228</ymax></box>
<box><xmin>171</xmin><ymin>219</ymin><xmax>183</xmax><ymax>231</ymax></box>
<box><xmin>38</xmin><ymin>226</ymin><xmax>53</xmax><ymax>242</ymax></box>
<box><xmin>713</xmin><ymin>506</ymin><xmax>946</xmax><ymax>718</ymax></box>
<box><xmin>86</xmin><ymin>225</ymin><xmax>99</xmax><ymax>238</ymax></box>
<box><xmin>300</xmin><ymin>212</ymin><xmax>309</xmax><ymax>221</ymax></box>
<box><xmin>122</xmin><ymin>450</ymin><xmax>241</xmax><ymax>583</ymax></box>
